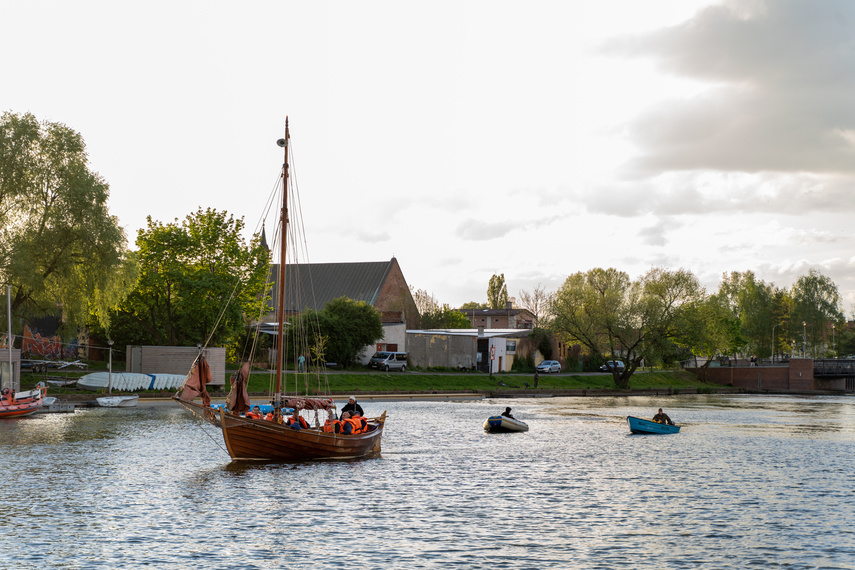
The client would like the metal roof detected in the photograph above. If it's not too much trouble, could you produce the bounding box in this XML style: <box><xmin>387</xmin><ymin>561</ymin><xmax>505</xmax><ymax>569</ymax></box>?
<box><xmin>271</xmin><ymin>260</ymin><xmax>393</xmax><ymax>312</ymax></box>
<box><xmin>406</xmin><ymin>328</ymin><xmax>530</xmax><ymax>338</ymax></box>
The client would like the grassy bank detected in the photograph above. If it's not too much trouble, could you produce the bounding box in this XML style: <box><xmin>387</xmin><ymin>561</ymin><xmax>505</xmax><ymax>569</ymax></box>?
<box><xmin>242</xmin><ymin>369</ymin><xmax>710</xmax><ymax>394</ymax></box>
<box><xmin>21</xmin><ymin>368</ymin><xmax>713</xmax><ymax>396</ymax></box>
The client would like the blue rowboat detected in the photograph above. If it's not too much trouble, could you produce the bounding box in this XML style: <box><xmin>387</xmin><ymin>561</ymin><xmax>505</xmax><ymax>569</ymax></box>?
<box><xmin>627</xmin><ymin>416</ymin><xmax>680</xmax><ymax>434</ymax></box>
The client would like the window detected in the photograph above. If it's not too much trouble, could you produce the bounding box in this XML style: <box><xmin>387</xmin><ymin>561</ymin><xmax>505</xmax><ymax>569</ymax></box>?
<box><xmin>506</xmin><ymin>341</ymin><xmax>516</xmax><ymax>353</ymax></box>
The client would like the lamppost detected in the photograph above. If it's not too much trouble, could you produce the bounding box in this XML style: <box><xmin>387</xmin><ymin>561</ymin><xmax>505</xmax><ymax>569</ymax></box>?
<box><xmin>802</xmin><ymin>321</ymin><xmax>807</xmax><ymax>358</ymax></box>
<box><xmin>832</xmin><ymin>324</ymin><xmax>836</xmax><ymax>358</ymax></box>
<box><xmin>107</xmin><ymin>339</ymin><xmax>114</xmax><ymax>394</ymax></box>
<box><xmin>772</xmin><ymin>323</ymin><xmax>783</xmax><ymax>362</ymax></box>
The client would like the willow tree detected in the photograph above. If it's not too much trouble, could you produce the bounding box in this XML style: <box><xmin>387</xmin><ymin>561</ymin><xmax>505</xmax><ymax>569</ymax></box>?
<box><xmin>0</xmin><ymin>111</ymin><xmax>132</xmax><ymax>330</ymax></box>
<box><xmin>791</xmin><ymin>269</ymin><xmax>844</xmax><ymax>357</ymax></box>
<box><xmin>551</xmin><ymin>267</ymin><xmax>703</xmax><ymax>388</ymax></box>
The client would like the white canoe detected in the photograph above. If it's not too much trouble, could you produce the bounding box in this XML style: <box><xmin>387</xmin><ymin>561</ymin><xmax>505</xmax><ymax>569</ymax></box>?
<box><xmin>96</xmin><ymin>395</ymin><xmax>139</xmax><ymax>408</ymax></box>
<box><xmin>484</xmin><ymin>415</ymin><xmax>529</xmax><ymax>433</ymax></box>
<box><xmin>78</xmin><ymin>372</ymin><xmax>187</xmax><ymax>392</ymax></box>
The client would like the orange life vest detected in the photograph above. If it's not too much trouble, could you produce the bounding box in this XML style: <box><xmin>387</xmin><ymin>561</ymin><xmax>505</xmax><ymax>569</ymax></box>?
<box><xmin>344</xmin><ymin>418</ymin><xmax>363</xmax><ymax>434</ymax></box>
<box><xmin>246</xmin><ymin>411</ymin><xmax>261</xmax><ymax>419</ymax></box>
<box><xmin>288</xmin><ymin>416</ymin><xmax>309</xmax><ymax>429</ymax></box>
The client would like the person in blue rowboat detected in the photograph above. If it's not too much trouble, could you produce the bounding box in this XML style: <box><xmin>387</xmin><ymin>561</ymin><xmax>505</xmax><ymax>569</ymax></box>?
<box><xmin>653</xmin><ymin>408</ymin><xmax>674</xmax><ymax>425</ymax></box>
<box><xmin>501</xmin><ymin>407</ymin><xmax>515</xmax><ymax>419</ymax></box>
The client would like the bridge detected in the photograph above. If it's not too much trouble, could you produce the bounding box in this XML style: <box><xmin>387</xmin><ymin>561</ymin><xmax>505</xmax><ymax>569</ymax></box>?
<box><xmin>813</xmin><ymin>359</ymin><xmax>855</xmax><ymax>391</ymax></box>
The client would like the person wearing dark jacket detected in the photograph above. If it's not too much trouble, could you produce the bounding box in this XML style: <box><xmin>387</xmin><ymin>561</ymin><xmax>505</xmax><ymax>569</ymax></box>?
<box><xmin>501</xmin><ymin>407</ymin><xmax>515</xmax><ymax>419</ymax></box>
<box><xmin>340</xmin><ymin>396</ymin><xmax>364</xmax><ymax>419</ymax></box>
<box><xmin>652</xmin><ymin>408</ymin><xmax>674</xmax><ymax>425</ymax></box>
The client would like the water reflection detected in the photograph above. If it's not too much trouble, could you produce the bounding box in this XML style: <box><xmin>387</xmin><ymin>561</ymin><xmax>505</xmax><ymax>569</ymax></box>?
<box><xmin>2</xmin><ymin>395</ymin><xmax>854</xmax><ymax>568</ymax></box>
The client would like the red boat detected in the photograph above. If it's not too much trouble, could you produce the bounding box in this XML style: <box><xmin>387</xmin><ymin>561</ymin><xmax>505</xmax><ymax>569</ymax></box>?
<box><xmin>0</xmin><ymin>384</ymin><xmax>46</xmax><ymax>418</ymax></box>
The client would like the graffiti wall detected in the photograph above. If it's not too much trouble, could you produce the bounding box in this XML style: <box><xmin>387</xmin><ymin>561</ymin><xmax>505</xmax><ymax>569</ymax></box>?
<box><xmin>18</xmin><ymin>325</ymin><xmax>84</xmax><ymax>360</ymax></box>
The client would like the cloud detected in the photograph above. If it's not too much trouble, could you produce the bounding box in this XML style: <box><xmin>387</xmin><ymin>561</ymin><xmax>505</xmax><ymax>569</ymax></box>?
<box><xmin>602</xmin><ymin>0</ymin><xmax>855</xmax><ymax>177</ymax></box>
<box><xmin>638</xmin><ymin>223</ymin><xmax>670</xmax><ymax>246</ymax></box>
<box><xmin>352</xmin><ymin>229</ymin><xmax>390</xmax><ymax>243</ymax></box>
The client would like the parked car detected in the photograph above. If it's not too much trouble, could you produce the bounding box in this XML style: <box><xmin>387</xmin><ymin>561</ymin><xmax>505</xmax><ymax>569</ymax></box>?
<box><xmin>536</xmin><ymin>360</ymin><xmax>561</xmax><ymax>373</ymax></box>
<box><xmin>599</xmin><ymin>360</ymin><xmax>625</xmax><ymax>372</ymax></box>
<box><xmin>367</xmin><ymin>351</ymin><xmax>408</xmax><ymax>372</ymax></box>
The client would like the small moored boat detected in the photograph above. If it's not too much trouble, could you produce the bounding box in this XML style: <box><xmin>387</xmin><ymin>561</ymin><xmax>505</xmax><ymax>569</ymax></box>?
<box><xmin>484</xmin><ymin>415</ymin><xmax>529</xmax><ymax>433</ymax></box>
<box><xmin>0</xmin><ymin>384</ymin><xmax>47</xmax><ymax>419</ymax></box>
<box><xmin>627</xmin><ymin>416</ymin><xmax>680</xmax><ymax>434</ymax></box>
<box><xmin>96</xmin><ymin>395</ymin><xmax>139</xmax><ymax>408</ymax></box>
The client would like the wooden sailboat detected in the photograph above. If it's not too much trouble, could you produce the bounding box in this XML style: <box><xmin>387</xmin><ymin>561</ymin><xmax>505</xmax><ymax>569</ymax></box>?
<box><xmin>175</xmin><ymin>118</ymin><xmax>385</xmax><ymax>461</ymax></box>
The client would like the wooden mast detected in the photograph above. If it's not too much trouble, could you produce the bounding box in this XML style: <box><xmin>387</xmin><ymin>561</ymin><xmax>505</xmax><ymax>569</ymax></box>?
<box><xmin>274</xmin><ymin>118</ymin><xmax>290</xmax><ymax>412</ymax></box>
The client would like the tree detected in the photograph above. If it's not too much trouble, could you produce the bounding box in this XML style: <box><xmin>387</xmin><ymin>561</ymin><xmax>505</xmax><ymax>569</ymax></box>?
<box><xmin>551</xmin><ymin>267</ymin><xmax>703</xmax><ymax>388</ymax></box>
<box><xmin>420</xmin><ymin>304</ymin><xmax>471</xmax><ymax>329</ymax></box>
<box><xmin>410</xmin><ymin>287</ymin><xmax>439</xmax><ymax>316</ymax></box>
<box><xmin>791</xmin><ymin>269</ymin><xmax>844</xmax><ymax>357</ymax></box>
<box><xmin>0</xmin><ymin>111</ymin><xmax>133</xmax><ymax>330</ymax></box>
<box><xmin>518</xmin><ymin>283</ymin><xmax>553</xmax><ymax>327</ymax></box>
<box><xmin>108</xmin><ymin>208</ymin><xmax>269</xmax><ymax>350</ymax></box>
<box><xmin>297</xmin><ymin>297</ymin><xmax>383</xmax><ymax>367</ymax></box>
<box><xmin>717</xmin><ymin>271</ymin><xmax>775</xmax><ymax>358</ymax></box>
<box><xmin>460</xmin><ymin>301</ymin><xmax>488</xmax><ymax>309</ymax></box>
<box><xmin>487</xmin><ymin>273</ymin><xmax>510</xmax><ymax>309</ymax></box>
<box><xmin>672</xmin><ymin>293</ymin><xmax>742</xmax><ymax>372</ymax></box>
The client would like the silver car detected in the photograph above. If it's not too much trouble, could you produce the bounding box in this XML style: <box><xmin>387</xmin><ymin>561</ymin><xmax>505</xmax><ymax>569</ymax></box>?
<box><xmin>536</xmin><ymin>360</ymin><xmax>561</xmax><ymax>373</ymax></box>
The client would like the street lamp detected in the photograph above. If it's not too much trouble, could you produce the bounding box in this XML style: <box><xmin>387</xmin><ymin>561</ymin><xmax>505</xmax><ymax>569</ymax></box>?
<box><xmin>107</xmin><ymin>339</ymin><xmax>114</xmax><ymax>394</ymax></box>
<box><xmin>802</xmin><ymin>321</ymin><xmax>807</xmax><ymax>358</ymax></box>
<box><xmin>772</xmin><ymin>323</ymin><xmax>783</xmax><ymax>362</ymax></box>
<box><xmin>832</xmin><ymin>324</ymin><xmax>836</xmax><ymax>358</ymax></box>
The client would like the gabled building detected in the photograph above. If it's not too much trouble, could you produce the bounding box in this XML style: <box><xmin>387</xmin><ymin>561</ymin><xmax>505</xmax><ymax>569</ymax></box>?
<box><xmin>262</xmin><ymin>257</ymin><xmax>419</xmax><ymax>362</ymax></box>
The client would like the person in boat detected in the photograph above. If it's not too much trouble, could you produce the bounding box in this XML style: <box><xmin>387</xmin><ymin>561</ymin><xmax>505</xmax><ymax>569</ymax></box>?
<box><xmin>246</xmin><ymin>406</ymin><xmax>262</xmax><ymax>419</ymax></box>
<box><xmin>652</xmin><ymin>408</ymin><xmax>674</xmax><ymax>425</ymax></box>
<box><xmin>340</xmin><ymin>396</ymin><xmax>364</xmax><ymax>419</ymax></box>
<box><xmin>338</xmin><ymin>411</ymin><xmax>354</xmax><ymax>434</ymax></box>
<box><xmin>351</xmin><ymin>412</ymin><xmax>368</xmax><ymax>433</ymax></box>
<box><xmin>287</xmin><ymin>409</ymin><xmax>309</xmax><ymax>430</ymax></box>
<box><xmin>501</xmin><ymin>407</ymin><xmax>515</xmax><ymax>419</ymax></box>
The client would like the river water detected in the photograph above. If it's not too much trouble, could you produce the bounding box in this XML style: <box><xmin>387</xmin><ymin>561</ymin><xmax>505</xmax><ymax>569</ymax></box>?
<box><xmin>2</xmin><ymin>394</ymin><xmax>854</xmax><ymax>569</ymax></box>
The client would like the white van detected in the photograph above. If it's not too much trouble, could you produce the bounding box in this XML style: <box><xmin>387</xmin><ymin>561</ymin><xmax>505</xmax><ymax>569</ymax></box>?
<box><xmin>368</xmin><ymin>351</ymin><xmax>408</xmax><ymax>372</ymax></box>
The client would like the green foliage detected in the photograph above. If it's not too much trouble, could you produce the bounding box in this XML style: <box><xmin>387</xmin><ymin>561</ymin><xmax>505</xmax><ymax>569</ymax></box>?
<box><xmin>790</xmin><ymin>269</ymin><xmax>844</xmax><ymax>357</ymax></box>
<box><xmin>420</xmin><ymin>304</ymin><xmax>471</xmax><ymax>329</ymax></box>
<box><xmin>511</xmin><ymin>353</ymin><xmax>535</xmax><ymax>372</ymax></box>
<box><xmin>286</xmin><ymin>297</ymin><xmax>383</xmax><ymax>368</ymax></box>
<box><xmin>551</xmin><ymin>267</ymin><xmax>703</xmax><ymax>388</ymax></box>
<box><xmin>460</xmin><ymin>301</ymin><xmax>487</xmax><ymax>309</ymax></box>
<box><xmin>487</xmin><ymin>273</ymin><xmax>510</xmax><ymax>309</ymax></box>
<box><xmin>527</xmin><ymin>327</ymin><xmax>553</xmax><ymax>360</ymax></box>
<box><xmin>108</xmin><ymin>208</ymin><xmax>269</xmax><ymax>350</ymax></box>
<box><xmin>0</xmin><ymin>111</ymin><xmax>132</xmax><ymax>330</ymax></box>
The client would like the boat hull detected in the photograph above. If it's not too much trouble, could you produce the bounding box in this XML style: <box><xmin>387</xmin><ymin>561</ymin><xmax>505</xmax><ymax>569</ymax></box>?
<box><xmin>484</xmin><ymin>415</ymin><xmax>529</xmax><ymax>433</ymax></box>
<box><xmin>627</xmin><ymin>416</ymin><xmax>680</xmax><ymax>434</ymax></box>
<box><xmin>96</xmin><ymin>395</ymin><xmax>139</xmax><ymax>408</ymax></box>
<box><xmin>0</xmin><ymin>387</ymin><xmax>45</xmax><ymax>418</ymax></box>
<box><xmin>0</xmin><ymin>400</ymin><xmax>43</xmax><ymax>418</ymax></box>
<box><xmin>176</xmin><ymin>399</ymin><xmax>384</xmax><ymax>461</ymax></box>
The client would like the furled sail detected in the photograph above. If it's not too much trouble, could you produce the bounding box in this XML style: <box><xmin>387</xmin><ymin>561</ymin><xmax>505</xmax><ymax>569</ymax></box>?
<box><xmin>179</xmin><ymin>357</ymin><xmax>212</xmax><ymax>407</ymax></box>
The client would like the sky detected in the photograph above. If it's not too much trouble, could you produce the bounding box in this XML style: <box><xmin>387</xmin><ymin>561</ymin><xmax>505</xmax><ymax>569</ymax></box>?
<box><xmin>4</xmin><ymin>0</ymin><xmax>855</xmax><ymax>314</ymax></box>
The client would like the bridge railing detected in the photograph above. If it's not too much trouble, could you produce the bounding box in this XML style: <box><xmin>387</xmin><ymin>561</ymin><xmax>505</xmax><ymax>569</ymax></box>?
<box><xmin>814</xmin><ymin>359</ymin><xmax>855</xmax><ymax>376</ymax></box>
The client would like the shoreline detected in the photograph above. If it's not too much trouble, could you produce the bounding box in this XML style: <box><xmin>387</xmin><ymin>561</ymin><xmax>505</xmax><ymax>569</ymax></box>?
<box><xmin>48</xmin><ymin>385</ymin><xmax>850</xmax><ymax>408</ymax></box>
